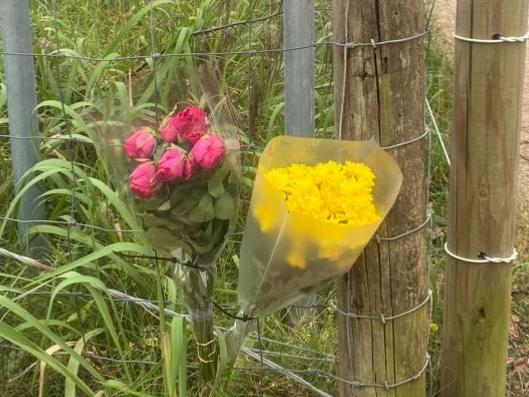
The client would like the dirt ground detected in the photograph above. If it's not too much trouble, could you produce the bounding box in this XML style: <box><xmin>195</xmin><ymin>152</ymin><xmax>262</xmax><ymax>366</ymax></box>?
<box><xmin>430</xmin><ymin>0</ymin><xmax>529</xmax><ymax>198</ymax></box>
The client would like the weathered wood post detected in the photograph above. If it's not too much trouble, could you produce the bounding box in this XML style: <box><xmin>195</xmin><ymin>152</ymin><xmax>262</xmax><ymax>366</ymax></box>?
<box><xmin>332</xmin><ymin>1</ymin><xmax>429</xmax><ymax>396</ymax></box>
<box><xmin>440</xmin><ymin>0</ymin><xmax>527</xmax><ymax>395</ymax></box>
<box><xmin>0</xmin><ymin>0</ymin><xmax>45</xmax><ymax>242</ymax></box>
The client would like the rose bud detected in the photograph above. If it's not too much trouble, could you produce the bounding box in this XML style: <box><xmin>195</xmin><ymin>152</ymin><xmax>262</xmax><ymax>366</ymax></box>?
<box><xmin>159</xmin><ymin>116</ymin><xmax>179</xmax><ymax>143</ymax></box>
<box><xmin>155</xmin><ymin>148</ymin><xmax>185</xmax><ymax>182</ymax></box>
<box><xmin>123</xmin><ymin>127</ymin><xmax>156</xmax><ymax>160</ymax></box>
<box><xmin>190</xmin><ymin>134</ymin><xmax>225</xmax><ymax>170</ymax></box>
<box><xmin>129</xmin><ymin>161</ymin><xmax>158</xmax><ymax>199</ymax></box>
<box><xmin>160</xmin><ymin>106</ymin><xmax>208</xmax><ymax>144</ymax></box>
<box><xmin>183</xmin><ymin>154</ymin><xmax>197</xmax><ymax>180</ymax></box>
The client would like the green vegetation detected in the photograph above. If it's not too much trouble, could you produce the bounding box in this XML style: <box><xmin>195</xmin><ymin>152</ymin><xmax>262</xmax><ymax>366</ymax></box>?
<box><xmin>0</xmin><ymin>1</ymin><xmax>527</xmax><ymax>396</ymax></box>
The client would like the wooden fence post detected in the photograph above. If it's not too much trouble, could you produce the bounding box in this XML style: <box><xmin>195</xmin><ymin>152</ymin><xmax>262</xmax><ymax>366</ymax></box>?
<box><xmin>332</xmin><ymin>1</ymin><xmax>428</xmax><ymax>396</ymax></box>
<box><xmin>440</xmin><ymin>0</ymin><xmax>527</xmax><ymax>395</ymax></box>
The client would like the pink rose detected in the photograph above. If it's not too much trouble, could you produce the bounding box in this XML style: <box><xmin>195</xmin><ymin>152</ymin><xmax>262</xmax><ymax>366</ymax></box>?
<box><xmin>183</xmin><ymin>155</ymin><xmax>197</xmax><ymax>180</ymax></box>
<box><xmin>155</xmin><ymin>148</ymin><xmax>185</xmax><ymax>182</ymax></box>
<box><xmin>123</xmin><ymin>127</ymin><xmax>156</xmax><ymax>160</ymax></box>
<box><xmin>159</xmin><ymin>116</ymin><xmax>179</xmax><ymax>143</ymax></box>
<box><xmin>129</xmin><ymin>161</ymin><xmax>158</xmax><ymax>199</ymax></box>
<box><xmin>159</xmin><ymin>106</ymin><xmax>208</xmax><ymax>144</ymax></box>
<box><xmin>190</xmin><ymin>134</ymin><xmax>225</xmax><ymax>170</ymax></box>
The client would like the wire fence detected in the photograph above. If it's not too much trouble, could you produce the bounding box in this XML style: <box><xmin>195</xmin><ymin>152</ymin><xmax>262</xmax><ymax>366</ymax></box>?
<box><xmin>0</xmin><ymin>0</ymin><xmax>447</xmax><ymax>396</ymax></box>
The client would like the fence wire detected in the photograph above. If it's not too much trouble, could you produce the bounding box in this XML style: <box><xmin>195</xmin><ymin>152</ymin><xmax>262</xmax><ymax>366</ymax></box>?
<box><xmin>0</xmin><ymin>1</ymin><xmax>444</xmax><ymax>396</ymax></box>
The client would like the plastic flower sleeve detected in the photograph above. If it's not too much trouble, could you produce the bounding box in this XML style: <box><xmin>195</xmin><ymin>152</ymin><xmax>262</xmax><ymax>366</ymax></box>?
<box><xmin>238</xmin><ymin>136</ymin><xmax>403</xmax><ymax>317</ymax></box>
<box><xmin>89</xmin><ymin>76</ymin><xmax>242</xmax><ymax>383</ymax></box>
<box><xmin>90</xmin><ymin>106</ymin><xmax>241</xmax><ymax>266</ymax></box>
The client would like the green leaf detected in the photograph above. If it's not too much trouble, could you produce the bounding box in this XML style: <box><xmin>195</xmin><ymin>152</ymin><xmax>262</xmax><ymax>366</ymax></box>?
<box><xmin>188</xmin><ymin>194</ymin><xmax>214</xmax><ymax>223</ymax></box>
<box><xmin>103</xmin><ymin>380</ymin><xmax>157</xmax><ymax>397</ymax></box>
<box><xmin>207</xmin><ymin>161</ymin><xmax>231</xmax><ymax>198</ymax></box>
<box><xmin>208</xmin><ymin>177</ymin><xmax>224</xmax><ymax>198</ymax></box>
<box><xmin>0</xmin><ymin>322</ymin><xmax>95</xmax><ymax>396</ymax></box>
<box><xmin>27</xmin><ymin>225</ymin><xmax>152</xmax><ymax>290</ymax></box>
<box><xmin>65</xmin><ymin>328</ymin><xmax>105</xmax><ymax>397</ymax></box>
<box><xmin>145</xmin><ymin>227</ymin><xmax>180</xmax><ymax>253</ymax></box>
<box><xmin>49</xmin><ymin>272</ymin><xmax>129</xmax><ymax>377</ymax></box>
<box><xmin>0</xmin><ymin>296</ymin><xmax>103</xmax><ymax>383</ymax></box>
<box><xmin>170</xmin><ymin>186</ymin><xmax>203</xmax><ymax>215</ymax></box>
<box><xmin>103</xmin><ymin>0</ymin><xmax>177</xmax><ymax>56</ymax></box>
<box><xmin>166</xmin><ymin>316</ymin><xmax>187</xmax><ymax>397</ymax></box>
<box><xmin>144</xmin><ymin>213</ymin><xmax>184</xmax><ymax>234</ymax></box>
<box><xmin>158</xmin><ymin>200</ymin><xmax>172</xmax><ymax>211</ymax></box>
<box><xmin>34</xmin><ymin>242</ymin><xmax>152</xmax><ymax>285</ymax></box>
<box><xmin>89</xmin><ymin>178</ymin><xmax>142</xmax><ymax>236</ymax></box>
<box><xmin>214</xmin><ymin>192</ymin><xmax>235</xmax><ymax>220</ymax></box>
<box><xmin>210</xmin><ymin>331</ymin><xmax>230</xmax><ymax>394</ymax></box>
<box><xmin>189</xmin><ymin>221</ymin><xmax>227</xmax><ymax>255</ymax></box>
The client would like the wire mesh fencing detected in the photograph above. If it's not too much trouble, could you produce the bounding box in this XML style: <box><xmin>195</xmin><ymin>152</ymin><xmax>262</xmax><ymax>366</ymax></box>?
<box><xmin>0</xmin><ymin>0</ymin><xmax>446</xmax><ymax>396</ymax></box>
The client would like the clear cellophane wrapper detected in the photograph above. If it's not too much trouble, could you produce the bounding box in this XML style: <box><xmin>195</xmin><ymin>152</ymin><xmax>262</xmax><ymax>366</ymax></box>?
<box><xmin>238</xmin><ymin>136</ymin><xmax>403</xmax><ymax>317</ymax></box>
<box><xmin>90</xmin><ymin>73</ymin><xmax>241</xmax><ymax>381</ymax></box>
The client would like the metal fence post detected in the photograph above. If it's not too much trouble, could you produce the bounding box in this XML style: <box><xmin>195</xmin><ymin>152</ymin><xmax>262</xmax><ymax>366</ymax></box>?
<box><xmin>283</xmin><ymin>0</ymin><xmax>314</xmax><ymax>137</ymax></box>
<box><xmin>0</xmin><ymin>0</ymin><xmax>45</xmax><ymax>242</ymax></box>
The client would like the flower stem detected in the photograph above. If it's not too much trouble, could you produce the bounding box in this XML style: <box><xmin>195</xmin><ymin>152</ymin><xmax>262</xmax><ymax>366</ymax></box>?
<box><xmin>178</xmin><ymin>266</ymin><xmax>218</xmax><ymax>387</ymax></box>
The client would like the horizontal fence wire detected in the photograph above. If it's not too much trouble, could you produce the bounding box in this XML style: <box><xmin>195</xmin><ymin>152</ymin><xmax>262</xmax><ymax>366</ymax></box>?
<box><xmin>334</xmin><ymin>289</ymin><xmax>433</xmax><ymax>323</ymax></box>
<box><xmin>0</xmin><ymin>32</ymin><xmax>431</xmax><ymax>62</ymax></box>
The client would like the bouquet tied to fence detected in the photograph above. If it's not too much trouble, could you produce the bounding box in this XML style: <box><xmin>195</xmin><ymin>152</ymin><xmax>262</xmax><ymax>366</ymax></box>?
<box><xmin>92</xmin><ymin>97</ymin><xmax>241</xmax><ymax>381</ymax></box>
<box><xmin>226</xmin><ymin>136</ymin><xmax>402</xmax><ymax>359</ymax></box>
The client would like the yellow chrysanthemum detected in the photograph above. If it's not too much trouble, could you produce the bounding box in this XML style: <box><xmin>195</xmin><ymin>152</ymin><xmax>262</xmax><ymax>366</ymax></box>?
<box><xmin>286</xmin><ymin>252</ymin><xmax>306</xmax><ymax>269</ymax></box>
<box><xmin>264</xmin><ymin>161</ymin><xmax>379</xmax><ymax>227</ymax></box>
<box><xmin>252</xmin><ymin>204</ymin><xmax>276</xmax><ymax>232</ymax></box>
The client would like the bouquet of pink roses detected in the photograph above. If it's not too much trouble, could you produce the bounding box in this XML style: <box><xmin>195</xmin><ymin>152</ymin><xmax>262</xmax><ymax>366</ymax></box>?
<box><xmin>122</xmin><ymin>106</ymin><xmax>239</xmax><ymax>265</ymax></box>
<box><xmin>92</xmin><ymin>102</ymin><xmax>240</xmax><ymax>383</ymax></box>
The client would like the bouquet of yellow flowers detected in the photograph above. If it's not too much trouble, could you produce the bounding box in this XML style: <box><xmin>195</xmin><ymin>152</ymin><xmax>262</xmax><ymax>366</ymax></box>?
<box><xmin>238</xmin><ymin>136</ymin><xmax>402</xmax><ymax>317</ymax></box>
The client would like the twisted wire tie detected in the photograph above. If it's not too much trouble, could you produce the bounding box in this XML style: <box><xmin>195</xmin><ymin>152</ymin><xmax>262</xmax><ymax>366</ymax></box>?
<box><xmin>454</xmin><ymin>32</ymin><xmax>529</xmax><ymax>44</ymax></box>
<box><xmin>335</xmin><ymin>289</ymin><xmax>432</xmax><ymax>322</ymax></box>
<box><xmin>375</xmin><ymin>214</ymin><xmax>431</xmax><ymax>243</ymax></box>
<box><xmin>444</xmin><ymin>243</ymin><xmax>518</xmax><ymax>264</ymax></box>
<box><xmin>334</xmin><ymin>354</ymin><xmax>431</xmax><ymax>389</ymax></box>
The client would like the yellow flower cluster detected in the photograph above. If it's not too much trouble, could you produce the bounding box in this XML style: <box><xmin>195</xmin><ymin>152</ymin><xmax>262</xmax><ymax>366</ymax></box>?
<box><xmin>264</xmin><ymin>161</ymin><xmax>379</xmax><ymax>227</ymax></box>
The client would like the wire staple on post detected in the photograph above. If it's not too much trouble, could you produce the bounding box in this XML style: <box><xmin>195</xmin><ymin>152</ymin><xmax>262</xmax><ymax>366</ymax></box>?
<box><xmin>376</xmin><ymin>214</ymin><xmax>431</xmax><ymax>243</ymax></box>
<box><xmin>444</xmin><ymin>243</ymin><xmax>518</xmax><ymax>264</ymax></box>
<box><xmin>311</xmin><ymin>354</ymin><xmax>431</xmax><ymax>389</ymax></box>
<box><xmin>339</xmin><ymin>29</ymin><xmax>431</xmax><ymax>49</ymax></box>
<box><xmin>335</xmin><ymin>289</ymin><xmax>432</xmax><ymax>322</ymax></box>
<box><xmin>454</xmin><ymin>32</ymin><xmax>529</xmax><ymax>44</ymax></box>
<box><xmin>380</xmin><ymin>129</ymin><xmax>429</xmax><ymax>150</ymax></box>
